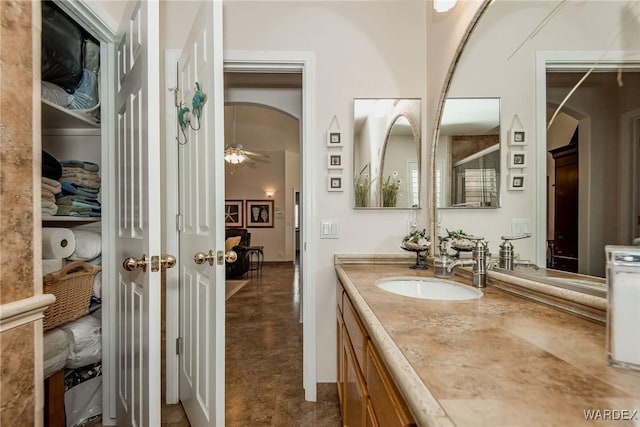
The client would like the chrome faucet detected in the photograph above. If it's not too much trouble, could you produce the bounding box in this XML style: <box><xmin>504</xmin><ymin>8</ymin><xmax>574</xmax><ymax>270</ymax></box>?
<box><xmin>435</xmin><ymin>235</ymin><xmax>489</xmax><ymax>288</ymax></box>
<box><xmin>497</xmin><ymin>234</ymin><xmax>539</xmax><ymax>271</ymax></box>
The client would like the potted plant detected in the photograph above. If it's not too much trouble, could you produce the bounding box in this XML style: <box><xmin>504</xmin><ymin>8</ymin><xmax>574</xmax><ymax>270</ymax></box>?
<box><xmin>381</xmin><ymin>171</ymin><xmax>401</xmax><ymax>207</ymax></box>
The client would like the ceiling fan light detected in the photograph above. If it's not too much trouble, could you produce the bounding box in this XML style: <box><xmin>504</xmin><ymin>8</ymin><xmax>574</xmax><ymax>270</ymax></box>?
<box><xmin>224</xmin><ymin>151</ymin><xmax>246</xmax><ymax>164</ymax></box>
<box><xmin>434</xmin><ymin>0</ymin><xmax>456</xmax><ymax>12</ymax></box>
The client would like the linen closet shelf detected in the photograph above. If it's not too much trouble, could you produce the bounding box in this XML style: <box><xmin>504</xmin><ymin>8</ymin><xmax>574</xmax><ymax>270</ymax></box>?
<box><xmin>41</xmin><ymin>3</ymin><xmax>106</xmax><ymax>425</ymax></box>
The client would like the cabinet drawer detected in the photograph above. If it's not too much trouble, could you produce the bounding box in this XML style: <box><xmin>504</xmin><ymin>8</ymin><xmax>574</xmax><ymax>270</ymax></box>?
<box><xmin>366</xmin><ymin>342</ymin><xmax>416</xmax><ymax>427</ymax></box>
<box><xmin>343</xmin><ymin>295</ymin><xmax>368</xmax><ymax>374</ymax></box>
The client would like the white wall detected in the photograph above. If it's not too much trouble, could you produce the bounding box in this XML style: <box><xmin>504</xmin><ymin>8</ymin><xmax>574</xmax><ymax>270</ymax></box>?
<box><xmin>437</xmin><ymin>0</ymin><xmax>640</xmax><ymax>266</ymax></box>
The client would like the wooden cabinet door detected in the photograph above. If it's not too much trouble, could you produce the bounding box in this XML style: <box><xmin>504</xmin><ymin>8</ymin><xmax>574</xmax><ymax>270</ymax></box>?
<box><xmin>366</xmin><ymin>342</ymin><xmax>416</xmax><ymax>427</ymax></box>
<box><xmin>366</xmin><ymin>399</ymin><xmax>380</xmax><ymax>427</ymax></box>
<box><xmin>337</xmin><ymin>313</ymin><xmax>345</xmax><ymax>411</ymax></box>
<box><xmin>344</xmin><ymin>336</ymin><xmax>366</xmax><ymax>427</ymax></box>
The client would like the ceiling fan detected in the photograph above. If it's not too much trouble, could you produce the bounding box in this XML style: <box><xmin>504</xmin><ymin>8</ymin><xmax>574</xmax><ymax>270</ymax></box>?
<box><xmin>224</xmin><ymin>105</ymin><xmax>271</xmax><ymax>167</ymax></box>
<box><xmin>224</xmin><ymin>143</ymin><xmax>271</xmax><ymax>165</ymax></box>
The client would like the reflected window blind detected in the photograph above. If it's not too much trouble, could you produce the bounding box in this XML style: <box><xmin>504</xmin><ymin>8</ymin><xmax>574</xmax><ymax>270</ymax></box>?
<box><xmin>465</xmin><ymin>169</ymin><xmax>496</xmax><ymax>206</ymax></box>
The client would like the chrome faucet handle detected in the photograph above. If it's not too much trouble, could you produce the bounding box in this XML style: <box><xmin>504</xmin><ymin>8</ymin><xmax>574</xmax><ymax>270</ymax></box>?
<box><xmin>437</xmin><ymin>236</ymin><xmax>451</xmax><ymax>255</ymax></box>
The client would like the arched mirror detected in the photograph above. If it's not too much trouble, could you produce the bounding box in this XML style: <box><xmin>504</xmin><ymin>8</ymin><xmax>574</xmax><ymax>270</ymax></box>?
<box><xmin>354</xmin><ymin>98</ymin><xmax>421</xmax><ymax>208</ymax></box>
<box><xmin>431</xmin><ymin>0</ymin><xmax>640</xmax><ymax>286</ymax></box>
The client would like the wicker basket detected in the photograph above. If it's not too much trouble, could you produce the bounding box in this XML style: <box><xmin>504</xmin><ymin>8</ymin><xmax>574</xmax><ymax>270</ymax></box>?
<box><xmin>43</xmin><ymin>261</ymin><xmax>101</xmax><ymax>331</ymax></box>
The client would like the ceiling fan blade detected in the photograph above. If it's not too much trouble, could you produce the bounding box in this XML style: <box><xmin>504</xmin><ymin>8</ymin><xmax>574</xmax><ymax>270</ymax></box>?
<box><xmin>245</xmin><ymin>154</ymin><xmax>271</xmax><ymax>163</ymax></box>
<box><xmin>242</xmin><ymin>149</ymin><xmax>268</xmax><ymax>157</ymax></box>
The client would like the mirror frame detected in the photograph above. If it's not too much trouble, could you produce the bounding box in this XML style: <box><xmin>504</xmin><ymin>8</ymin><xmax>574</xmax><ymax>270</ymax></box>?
<box><xmin>429</xmin><ymin>0</ymin><xmax>494</xmax><ymax>240</ymax></box>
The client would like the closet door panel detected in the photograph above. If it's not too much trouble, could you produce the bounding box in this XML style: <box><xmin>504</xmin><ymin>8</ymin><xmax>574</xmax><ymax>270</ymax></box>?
<box><xmin>114</xmin><ymin>1</ymin><xmax>162</xmax><ymax>426</ymax></box>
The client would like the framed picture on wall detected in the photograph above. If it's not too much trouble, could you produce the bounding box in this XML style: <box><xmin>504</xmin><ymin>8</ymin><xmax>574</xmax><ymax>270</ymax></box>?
<box><xmin>508</xmin><ymin>173</ymin><xmax>526</xmax><ymax>191</ymax></box>
<box><xmin>326</xmin><ymin>130</ymin><xmax>343</xmax><ymax>147</ymax></box>
<box><xmin>245</xmin><ymin>200</ymin><xmax>274</xmax><ymax>228</ymax></box>
<box><xmin>224</xmin><ymin>200</ymin><xmax>243</xmax><ymax>227</ymax></box>
<box><xmin>327</xmin><ymin>152</ymin><xmax>343</xmax><ymax>169</ymax></box>
<box><xmin>508</xmin><ymin>151</ymin><xmax>527</xmax><ymax>168</ymax></box>
<box><xmin>509</xmin><ymin>128</ymin><xmax>526</xmax><ymax>146</ymax></box>
<box><xmin>328</xmin><ymin>175</ymin><xmax>344</xmax><ymax>192</ymax></box>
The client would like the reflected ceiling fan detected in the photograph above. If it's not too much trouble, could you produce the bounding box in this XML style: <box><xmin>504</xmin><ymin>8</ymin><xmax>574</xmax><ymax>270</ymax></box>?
<box><xmin>224</xmin><ymin>143</ymin><xmax>270</xmax><ymax>166</ymax></box>
<box><xmin>224</xmin><ymin>106</ymin><xmax>271</xmax><ymax>168</ymax></box>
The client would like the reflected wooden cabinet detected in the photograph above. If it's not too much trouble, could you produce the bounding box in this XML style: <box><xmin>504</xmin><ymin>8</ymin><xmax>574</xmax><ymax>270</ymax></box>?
<box><xmin>337</xmin><ymin>281</ymin><xmax>416</xmax><ymax>427</ymax></box>
<box><xmin>550</xmin><ymin>144</ymin><xmax>578</xmax><ymax>272</ymax></box>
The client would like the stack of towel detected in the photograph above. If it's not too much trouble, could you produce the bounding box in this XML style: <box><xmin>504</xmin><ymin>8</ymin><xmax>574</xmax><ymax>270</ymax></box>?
<box><xmin>42</xmin><ymin>151</ymin><xmax>62</xmax><ymax>217</ymax></box>
<box><xmin>42</xmin><ymin>177</ymin><xmax>61</xmax><ymax>216</ymax></box>
<box><xmin>57</xmin><ymin>160</ymin><xmax>101</xmax><ymax>217</ymax></box>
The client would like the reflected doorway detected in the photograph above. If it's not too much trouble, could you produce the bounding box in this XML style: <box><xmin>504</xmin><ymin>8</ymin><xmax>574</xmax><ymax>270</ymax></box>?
<box><xmin>546</xmin><ymin>69</ymin><xmax>640</xmax><ymax>277</ymax></box>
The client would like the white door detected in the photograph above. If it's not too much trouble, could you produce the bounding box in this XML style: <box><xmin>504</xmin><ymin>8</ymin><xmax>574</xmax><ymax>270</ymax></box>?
<box><xmin>114</xmin><ymin>1</ymin><xmax>162</xmax><ymax>426</ymax></box>
<box><xmin>177</xmin><ymin>1</ymin><xmax>226</xmax><ymax>426</ymax></box>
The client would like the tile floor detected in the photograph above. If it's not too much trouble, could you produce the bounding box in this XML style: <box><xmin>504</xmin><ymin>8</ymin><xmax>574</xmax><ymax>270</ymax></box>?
<box><xmin>225</xmin><ymin>261</ymin><xmax>342</xmax><ymax>426</ymax></box>
<box><xmin>90</xmin><ymin>261</ymin><xmax>342</xmax><ymax>426</ymax></box>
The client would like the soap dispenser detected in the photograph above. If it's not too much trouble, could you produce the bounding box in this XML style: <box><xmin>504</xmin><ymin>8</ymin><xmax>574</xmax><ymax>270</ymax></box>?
<box><xmin>605</xmin><ymin>245</ymin><xmax>640</xmax><ymax>371</ymax></box>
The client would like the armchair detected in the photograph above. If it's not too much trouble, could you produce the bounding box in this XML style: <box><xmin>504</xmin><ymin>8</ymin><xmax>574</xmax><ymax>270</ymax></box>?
<box><xmin>225</xmin><ymin>228</ymin><xmax>251</xmax><ymax>278</ymax></box>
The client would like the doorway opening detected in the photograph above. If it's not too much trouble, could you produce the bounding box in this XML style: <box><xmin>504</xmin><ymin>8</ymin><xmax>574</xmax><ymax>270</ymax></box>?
<box><xmin>223</xmin><ymin>52</ymin><xmax>317</xmax><ymax>402</ymax></box>
<box><xmin>544</xmin><ymin>68</ymin><xmax>640</xmax><ymax>277</ymax></box>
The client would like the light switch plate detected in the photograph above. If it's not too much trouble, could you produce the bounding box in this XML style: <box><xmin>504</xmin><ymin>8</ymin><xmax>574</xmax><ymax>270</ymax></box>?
<box><xmin>321</xmin><ymin>220</ymin><xmax>339</xmax><ymax>239</ymax></box>
<box><xmin>511</xmin><ymin>218</ymin><xmax>531</xmax><ymax>235</ymax></box>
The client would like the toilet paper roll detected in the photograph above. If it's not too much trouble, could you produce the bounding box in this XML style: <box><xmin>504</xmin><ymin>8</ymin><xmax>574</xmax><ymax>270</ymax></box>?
<box><xmin>67</xmin><ymin>230</ymin><xmax>101</xmax><ymax>261</ymax></box>
<box><xmin>42</xmin><ymin>258</ymin><xmax>65</xmax><ymax>275</ymax></box>
<box><xmin>42</xmin><ymin>227</ymin><xmax>76</xmax><ymax>259</ymax></box>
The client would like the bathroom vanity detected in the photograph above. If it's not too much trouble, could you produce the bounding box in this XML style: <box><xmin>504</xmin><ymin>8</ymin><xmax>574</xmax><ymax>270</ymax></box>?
<box><xmin>335</xmin><ymin>254</ymin><xmax>640</xmax><ymax>426</ymax></box>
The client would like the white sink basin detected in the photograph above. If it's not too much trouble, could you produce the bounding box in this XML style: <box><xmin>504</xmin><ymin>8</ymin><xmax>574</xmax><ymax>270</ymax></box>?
<box><xmin>375</xmin><ymin>277</ymin><xmax>483</xmax><ymax>301</ymax></box>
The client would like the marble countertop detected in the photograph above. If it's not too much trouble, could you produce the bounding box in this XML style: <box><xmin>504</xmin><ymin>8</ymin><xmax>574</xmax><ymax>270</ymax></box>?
<box><xmin>334</xmin><ymin>259</ymin><xmax>640</xmax><ymax>427</ymax></box>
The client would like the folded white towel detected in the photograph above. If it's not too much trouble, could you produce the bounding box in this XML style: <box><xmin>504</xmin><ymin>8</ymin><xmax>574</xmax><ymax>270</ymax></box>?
<box><xmin>43</xmin><ymin>328</ymin><xmax>70</xmax><ymax>378</ymax></box>
<box><xmin>62</xmin><ymin>167</ymin><xmax>100</xmax><ymax>179</ymax></box>
<box><xmin>41</xmin><ymin>177</ymin><xmax>62</xmax><ymax>194</ymax></box>
<box><xmin>42</xmin><ymin>176</ymin><xmax>61</xmax><ymax>187</ymax></box>
<box><xmin>92</xmin><ymin>271</ymin><xmax>102</xmax><ymax>299</ymax></box>
<box><xmin>41</xmin><ymin>204</ymin><xmax>58</xmax><ymax>216</ymax></box>
<box><xmin>60</xmin><ymin>315</ymin><xmax>101</xmax><ymax>368</ymax></box>
<box><xmin>41</xmin><ymin>192</ymin><xmax>56</xmax><ymax>203</ymax></box>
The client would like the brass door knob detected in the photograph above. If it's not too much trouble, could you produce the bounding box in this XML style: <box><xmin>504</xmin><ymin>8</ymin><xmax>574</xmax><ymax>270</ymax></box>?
<box><xmin>194</xmin><ymin>250</ymin><xmax>215</xmax><ymax>266</ymax></box>
<box><xmin>123</xmin><ymin>254</ymin><xmax>149</xmax><ymax>272</ymax></box>
<box><xmin>194</xmin><ymin>250</ymin><xmax>237</xmax><ymax>266</ymax></box>
<box><xmin>225</xmin><ymin>250</ymin><xmax>237</xmax><ymax>263</ymax></box>
<box><xmin>161</xmin><ymin>254</ymin><xmax>177</xmax><ymax>269</ymax></box>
